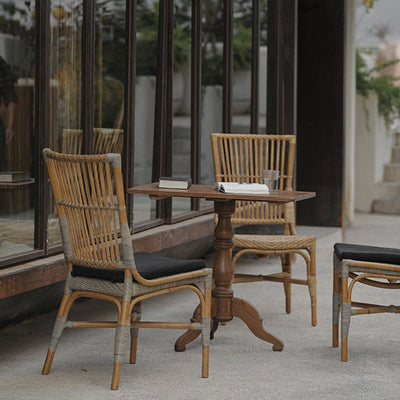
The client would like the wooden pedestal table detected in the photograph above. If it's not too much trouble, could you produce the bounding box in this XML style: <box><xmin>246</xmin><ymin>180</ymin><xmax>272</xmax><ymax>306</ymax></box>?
<box><xmin>127</xmin><ymin>183</ymin><xmax>316</xmax><ymax>352</ymax></box>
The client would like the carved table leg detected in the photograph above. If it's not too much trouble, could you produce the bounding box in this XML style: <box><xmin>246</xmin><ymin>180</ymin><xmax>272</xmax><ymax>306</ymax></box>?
<box><xmin>175</xmin><ymin>198</ymin><xmax>284</xmax><ymax>352</ymax></box>
<box><xmin>211</xmin><ymin>200</ymin><xmax>236</xmax><ymax>322</ymax></box>
<box><xmin>232</xmin><ymin>298</ymin><xmax>284</xmax><ymax>351</ymax></box>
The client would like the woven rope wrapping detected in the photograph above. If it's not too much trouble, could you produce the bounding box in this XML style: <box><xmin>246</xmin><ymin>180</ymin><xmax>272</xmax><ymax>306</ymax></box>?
<box><xmin>210</xmin><ymin>133</ymin><xmax>296</xmax><ymax>225</ymax></box>
<box><xmin>234</xmin><ymin>234</ymin><xmax>315</xmax><ymax>250</ymax></box>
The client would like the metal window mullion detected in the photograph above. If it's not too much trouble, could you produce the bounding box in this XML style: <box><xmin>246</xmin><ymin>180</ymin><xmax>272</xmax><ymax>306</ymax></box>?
<box><xmin>34</xmin><ymin>0</ymin><xmax>50</xmax><ymax>251</ymax></box>
<box><xmin>82</xmin><ymin>0</ymin><xmax>95</xmax><ymax>152</ymax></box>
<box><xmin>222</xmin><ymin>0</ymin><xmax>233</xmax><ymax>133</ymax></box>
<box><xmin>250</xmin><ymin>0</ymin><xmax>260</xmax><ymax>134</ymax></box>
<box><xmin>191</xmin><ymin>0</ymin><xmax>202</xmax><ymax>210</ymax></box>
<box><xmin>125</xmin><ymin>0</ymin><xmax>137</xmax><ymax>228</ymax></box>
<box><xmin>153</xmin><ymin>0</ymin><xmax>173</xmax><ymax>222</ymax></box>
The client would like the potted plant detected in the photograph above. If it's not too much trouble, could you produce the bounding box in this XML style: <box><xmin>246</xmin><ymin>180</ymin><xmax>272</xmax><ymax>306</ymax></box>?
<box><xmin>356</xmin><ymin>48</ymin><xmax>400</xmax><ymax>131</ymax></box>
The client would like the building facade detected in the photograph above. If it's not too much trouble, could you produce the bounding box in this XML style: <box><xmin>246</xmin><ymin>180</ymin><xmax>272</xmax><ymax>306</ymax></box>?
<box><xmin>0</xmin><ymin>0</ymin><xmax>347</xmax><ymax>326</ymax></box>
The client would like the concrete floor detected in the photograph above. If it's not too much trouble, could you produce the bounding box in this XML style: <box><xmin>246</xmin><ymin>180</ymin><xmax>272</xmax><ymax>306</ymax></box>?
<box><xmin>1</xmin><ymin>213</ymin><xmax>400</xmax><ymax>399</ymax></box>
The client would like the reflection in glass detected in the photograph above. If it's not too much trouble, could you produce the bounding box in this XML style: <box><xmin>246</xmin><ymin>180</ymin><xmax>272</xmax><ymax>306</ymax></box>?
<box><xmin>259</xmin><ymin>0</ymin><xmax>267</xmax><ymax>132</ymax></box>
<box><xmin>133</xmin><ymin>1</ymin><xmax>158</xmax><ymax>223</ymax></box>
<box><xmin>172</xmin><ymin>2</ymin><xmax>191</xmax><ymax>217</ymax></box>
<box><xmin>0</xmin><ymin>1</ymin><xmax>35</xmax><ymax>258</ymax></box>
<box><xmin>200</xmin><ymin>0</ymin><xmax>223</xmax><ymax>190</ymax></box>
<box><xmin>95</xmin><ymin>1</ymin><xmax>125</xmax><ymax>136</ymax></box>
<box><xmin>232</xmin><ymin>2</ymin><xmax>252</xmax><ymax>133</ymax></box>
<box><xmin>48</xmin><ymin>1</ymin><xmax>84</xmax><ymax>247</ymax></box>
<box><xmin>50</xmin><ymin>1</ymin><xmax>83</xmax><ymax>155</ymax></box>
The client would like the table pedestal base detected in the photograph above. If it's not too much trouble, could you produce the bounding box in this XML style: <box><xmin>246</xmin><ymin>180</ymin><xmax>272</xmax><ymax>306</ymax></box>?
<box><xmin>174</xmin><ymin>297</ymin><xmax>284</xmax><ymax>352</ymax></box>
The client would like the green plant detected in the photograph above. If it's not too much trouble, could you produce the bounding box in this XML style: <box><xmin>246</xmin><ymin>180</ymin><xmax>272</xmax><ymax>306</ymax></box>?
<box><xmin>136</xmin><ymin>26</ymin><xmax>190</xmax><ymax>76</ymax></box>
<box><xmin>356</xmin><ymin>48</ymin><xmax>400</xmax><ymax>131</ymax></box>
<box><xmin>233</xmin><ymin>24</ymin><xmax>252</xmax><ymax>70</ymax></box>
<box><xmin>135</xmin><ymin>1</ymin><xmax>190</xmax><ymax>76</ymax></box>
<box><xmin>202</xmin><ymin>24</ymin><xmax>252</xmax><ymax>86</ymax></box>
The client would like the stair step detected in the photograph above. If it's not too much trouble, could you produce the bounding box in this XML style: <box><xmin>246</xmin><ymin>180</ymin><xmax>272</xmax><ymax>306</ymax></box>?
<box><xmin>373</xmin><ymin>198</ymin><xmax>400</xmax><ymax>215</ymax></box>
<box><xmin>172</xmin><ymin>118</ymin><xmax>190</xmax><ymax>139</ymax></box>
<box><xmin>375</xmin><ymin>181</ymin><xmax>400</xmax><ymax>199</ymax></box>
<box><xmin>383</xmin><ymin>163</ymin><xmax>400</xmax><ymax>181</ymax></box>
<box><xmin>391</xmin><ymin>146</ymin><xmax>400</xmax><ymax>162</ymax></box>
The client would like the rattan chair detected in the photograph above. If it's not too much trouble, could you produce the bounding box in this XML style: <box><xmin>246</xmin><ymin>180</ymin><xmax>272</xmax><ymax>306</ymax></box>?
<box><xmin>93</xmin><ymin>128</ymin><xmax>124</xmax><ymax>154</ymax></box>
<box><xmin>60</xmin><ymin>128</ymin><xmax>124</xmax><ymax>155</ymax></box>
<box><xmin>333</xmin><ymin>242</ymin><xmax>400</xmax><ymax>361</ymax></box>
<box><xmin>41</xmin><ymin>149</ymin><xmax>212</xmax><ymax>390</ymax></box>
<box><xmin>211</xmin><ymin>133</ymin><xmax>316</xmax><ymax>326</ymax></box>
<box><xmin>61</xmin><ymin>129</ymin><xmax>83</xmax><ymax>154</ymax></box>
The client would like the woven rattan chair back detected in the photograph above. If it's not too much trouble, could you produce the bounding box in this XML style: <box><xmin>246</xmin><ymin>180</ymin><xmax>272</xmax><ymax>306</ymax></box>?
<box><xmin>43</xmin><ymin>149</ymin><xmax>132</xmax><ymax>272</ymax></box>
<box><xmin>61</xmin><ymin>129</ymin><xmax>83</xmax><ymax>155</ymax></box>
<box><xmin>210</xmin><ymin>133</ymin><xmax>317</xmax><ymax>326</ymax></box>
<box><xmin>94</xmin><ymin>128</ymin><xmax>124</xmax><ymax>154</ymax></box>
<box><xmin>211</xmin><ymin>133</ymin><xmax>296</xmax><ymax>229</ymax></box>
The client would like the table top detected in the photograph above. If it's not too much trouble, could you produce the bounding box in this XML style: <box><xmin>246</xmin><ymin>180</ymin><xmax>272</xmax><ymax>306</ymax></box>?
<box><xmin>128</xmin><ymin>183</ymin><xmax>315</xmax><ymax>203</ymax></box>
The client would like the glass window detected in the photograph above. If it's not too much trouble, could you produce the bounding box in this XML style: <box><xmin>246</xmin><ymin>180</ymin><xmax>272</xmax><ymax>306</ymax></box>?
<box><xmin>48</xmin><ymin>1</ymin><xmax>83</xmax><ymax>247</ymax></box>
<box><xmin>94</xmin><ymin>0</ymin><xmax>125</xmax><ymax>154</ymax></box>
<box><xmin>232</xmin><ymin>1</ymin><xmax>252</xmax><ymax>133</ymax></box>
<box><xmin>200</xmin><ymin>0</ymin><xmax>223</xmax><ymax>189</ymax></box>
<box><xmin>172</xmin><ymin>1</ymin><xmax>192</xmax><ymax>217</ymax></box>
<box><xmin>133</xmin><ymin>0</ymin><xmax>158</xmax><ymax>224</ymax></box>
<box><xmin>259</xmin><ymin>0</ymin><xmax>267</xmax><ymax>132</ymax></box>
<box><xmin>0</xmin><ymin>1</ymin><xmax>36</xmax><ymax>259</ymax></box>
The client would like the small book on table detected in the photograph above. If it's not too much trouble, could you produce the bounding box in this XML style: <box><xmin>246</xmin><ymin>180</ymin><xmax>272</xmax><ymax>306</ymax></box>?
<box><xmin>0</xmin><ymin>171</ymin><xmax>30</xmax><ymax>183</ymax></box>
<box><xmin>159</xmin><ymin>176</ymin><xmax>192</xmax><ymax>190</ymax></box>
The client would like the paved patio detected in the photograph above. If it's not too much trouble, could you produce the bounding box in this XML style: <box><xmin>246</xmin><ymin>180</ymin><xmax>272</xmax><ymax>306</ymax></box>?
<box><xmin>1</xmin><ymin>213</ymin><xmax>400</xmax><ymax>400</ymax></box>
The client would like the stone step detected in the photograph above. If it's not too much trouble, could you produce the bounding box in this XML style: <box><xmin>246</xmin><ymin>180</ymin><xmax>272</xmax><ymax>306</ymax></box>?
<box><xmin>383</xmin><ymin>163</ymin><xmax>400</xmax><ymax>181</ymax></box>
<box><xmin>391</xmin><ymin>146</ymin><xmax>400</xmax><ymax>163</ymax></box>
<box><xmin>372</xmin><ymin>198</ymin><xmax>400</xmax><ymax>215</ymax></box>
<box><xmin>374</xmin><ymin>181</ymin><xmax>400</xmax><ymax>200</ymax></box>
<box><xmin>172</xmin><ymin>118</ymin><xmax>190</xmax><ymax>139</ymax></box>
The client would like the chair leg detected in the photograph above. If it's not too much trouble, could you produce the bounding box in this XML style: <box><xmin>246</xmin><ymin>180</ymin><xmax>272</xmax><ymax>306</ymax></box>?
<box><xmin>111</xmin><ymin>301</ymin><xmax>130</xmax><ymax>390</ymax></box>
<box><xmin>308</xmin><ymin>244</ymin><xmax>317</xmax><ymax>326</ymax></box>
<box><xmin>201</xmin><ymin>286</ymin><xmax>212</xmax><ymax>378</ymax></box>
<box><xmin>130</xmin><ymin>302</ymin><xmax>142</xmax><ymax>364</ymax></box>
<box><xmin>42</xmin><ymin>293</ymin><xmax>73</xmax><ymax>375</ymax></box>
<box><xmin>332</xmin><ymin>266</ymin><xmax>341</xmax><ymax>347</ymax></box>
<box><xmin>340</xmin><ymin>275</ymin><xmax>351</xmax><ymax>362</ymax></box>
<box><xmin>282</xmin><ymin>254</ymin><xmax>292</xmax><ymax>315</ymax></box>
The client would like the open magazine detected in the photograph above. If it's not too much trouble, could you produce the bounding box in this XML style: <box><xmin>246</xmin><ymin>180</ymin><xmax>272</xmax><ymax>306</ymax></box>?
<box><xmin>214</xmin><ymin>182</ymin><xmax>269</xmax><ymax>194</ymax></box>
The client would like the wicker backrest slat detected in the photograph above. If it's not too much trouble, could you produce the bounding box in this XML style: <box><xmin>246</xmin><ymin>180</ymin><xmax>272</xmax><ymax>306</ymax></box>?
<box><xmin>94</xmin><ymin>128</ymin><xmax>124</xmax><ymax>154</ymax></box>
<box><xmin>61</xmin><ymin>129</ymin><xmax>83</xmax><ymax>154</ymax></box>
<box><xmin>211</xmin><ymin>133</ymin><xmax>296</xmax><ymax>226</ymax></box>
<box><xmin>43</xmin><ymin>149</ymin><xmax>132</xmax><ymax>271</ymax></box>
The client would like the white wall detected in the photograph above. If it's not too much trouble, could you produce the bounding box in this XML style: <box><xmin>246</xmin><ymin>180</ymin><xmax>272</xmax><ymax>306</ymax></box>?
<box><xmin>354</xmin><ymin>93</ymin><xmax>391</xmax><ymax>212</ymax></box>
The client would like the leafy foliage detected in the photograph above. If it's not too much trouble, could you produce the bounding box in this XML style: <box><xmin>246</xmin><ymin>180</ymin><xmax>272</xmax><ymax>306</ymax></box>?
<box><xmin>356</xmin><ymin>48</ymin><xmax>400</xmax><ymax>131</ymax></box>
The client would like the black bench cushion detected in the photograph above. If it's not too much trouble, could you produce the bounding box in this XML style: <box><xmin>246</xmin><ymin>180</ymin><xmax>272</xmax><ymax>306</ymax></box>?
<box><xmin>334</xmin><ymin>243</ymin><xmax>400</xmax><ymax>265</ymax></box>
<box><xmin>71</xmin><ymin>251</ymin><xmax>207</xmax><ymax>283</ymax></box>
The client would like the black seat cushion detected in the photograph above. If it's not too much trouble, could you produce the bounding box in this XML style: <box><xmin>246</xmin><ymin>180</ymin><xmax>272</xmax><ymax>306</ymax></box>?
<box><xmin>334</xmin><ymin>243</ymin><xmax>400</xmax><ymax>265</ymax></box>
<box><xmin>71</xmin><ymin>251</ymin><xmax>207</xmax><ymax>283</ymax></box>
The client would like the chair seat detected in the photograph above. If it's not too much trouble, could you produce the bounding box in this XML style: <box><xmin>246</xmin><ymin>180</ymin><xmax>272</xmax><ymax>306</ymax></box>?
<box><xmin>234</xmin><ymin>234</ymin><xmax>315</xmax><ymax>251</ymax></box>
<box><xmin>334</xmin><ymin>243</ymin><xmax>400</xmax><ymax>265</ymax></box>
<box><xmin>71</xmin><ymin>251</ymin><xmax>207</xmax><ymax>283</ymax></box>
